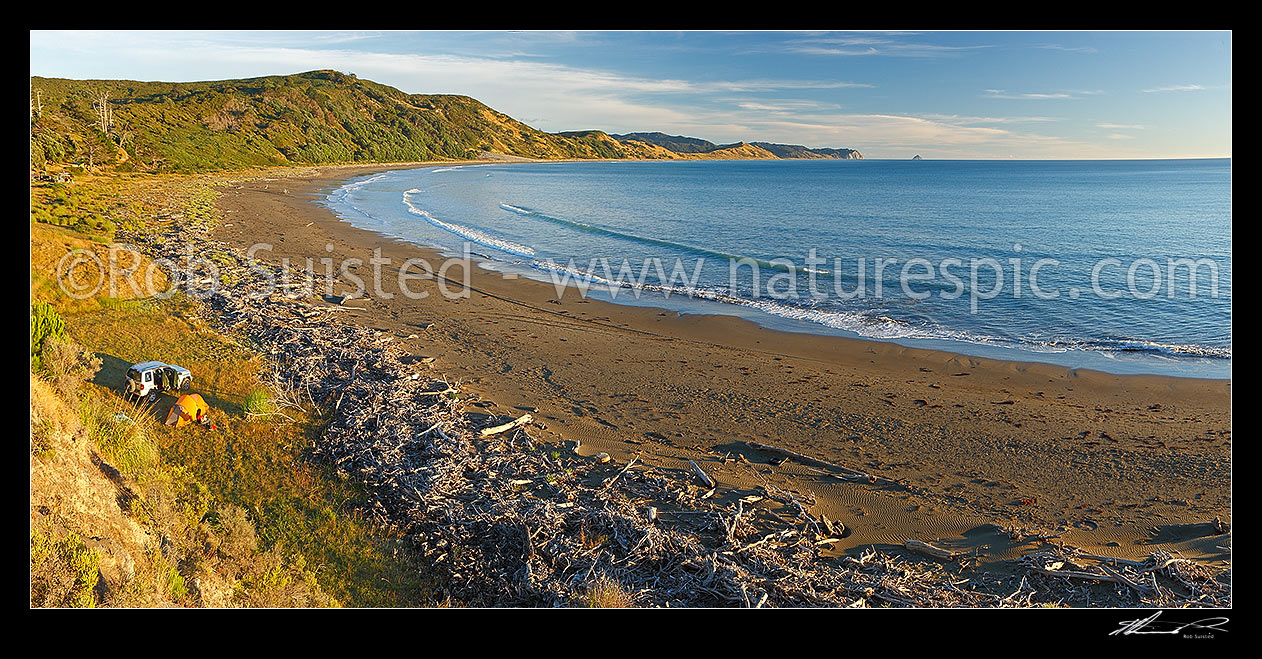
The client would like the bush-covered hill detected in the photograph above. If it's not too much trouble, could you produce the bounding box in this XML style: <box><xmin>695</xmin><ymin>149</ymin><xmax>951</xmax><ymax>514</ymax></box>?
<box><xmin>30</xmin><ymin>70</ymin><xmax>861</xmax><ymax>173</ymax></box>
<box><xmin>612</xmin><ymin>132</ymin><xmax>863</xmax><ymax>160</ymax></box>
<box><xmin>29</xmin><ymin>70</ymin><xmax>667</xmax><ymax>172</ymax></box>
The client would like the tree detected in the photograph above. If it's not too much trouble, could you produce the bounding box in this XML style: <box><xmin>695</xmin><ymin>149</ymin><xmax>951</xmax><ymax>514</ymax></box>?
<box><xmin>93</xmin><ymin>91</ymin><xmax>113</xmax><ymax>135</ymax></box>
<box><xmin>81</xmin><ymin>135</ymin><xmax>106</xmax><ymax>169</ymax></box>
<box><xmin>115</xmin><ymin>120</ymin><xmax>134</xmax><ymax>149</ymax></box>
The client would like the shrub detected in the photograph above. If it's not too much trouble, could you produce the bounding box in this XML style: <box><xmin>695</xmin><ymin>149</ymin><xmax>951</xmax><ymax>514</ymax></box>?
<box><xmin>32</xmin><ymin>419</ymin><xmax>58</xmax><ymax>460</ymax></box>
<box><xmin>233</xmin><ymin>547</ymin><xmax>333</xmax><ymax>608</ymax></box>
<box><xmin>31</xmin><ymin>302</ymin><xmax>65</xmax><ymax>373</ymax></box>
<box><xmin>242</xmin><ymin>388</ymin><xmax>274</xmax><ymax>416</ymax></box>
<box><xmin>39</xmin><ymin>334</ymin><xmax>102</xmax><ymax>398</ymax></box>
<box><xmin>30</xmin><ymin>530</ymin><xmax>100</xmax><ymax>608</ymax></box>
<box><xmin>213</xmin><ymin>505</ymin><xmax>259</xmax><ymax>576</ymax></box>
<box><xmin>161</xmin><ymin>565</ymin><xmax>188</xmax><ymax>601</ymax></box>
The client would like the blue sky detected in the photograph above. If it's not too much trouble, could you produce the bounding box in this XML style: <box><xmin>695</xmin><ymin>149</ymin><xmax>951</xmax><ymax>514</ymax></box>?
<box><xmin>29</xmin><ymin>30</ymin><xmax>1231</xmax><ymax>159</ymax></box>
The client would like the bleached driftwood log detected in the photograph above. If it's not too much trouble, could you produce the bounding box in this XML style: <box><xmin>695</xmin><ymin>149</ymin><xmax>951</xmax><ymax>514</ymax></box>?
<box><xmin>479</xmin><ymin>413</ymin><xmax>533</xmax><ymax>437</ymax></box>
<box><xmin>904</xmin><ymin>539</ymin><xmax>963</xmax><ymax>561</ymax></box>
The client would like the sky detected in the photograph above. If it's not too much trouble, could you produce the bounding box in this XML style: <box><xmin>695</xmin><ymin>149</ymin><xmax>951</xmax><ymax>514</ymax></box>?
<box><xmin>29</xmin><ymin>30</ymin><xmax>1232</xmax><ymax>159</ymax></box>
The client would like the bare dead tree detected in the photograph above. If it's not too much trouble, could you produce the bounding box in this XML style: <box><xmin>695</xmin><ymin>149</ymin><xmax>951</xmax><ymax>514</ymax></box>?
<box><xmin>116</xmin><ymin>122</ymin><xmax>134</xmax><ymax>149</ymax></box>
<box><xmin>81</xmin><ymin>136</ymin><xmax>103</xmax><ymax>169</ymax></box>
<box><xmin>93</xmin><ymin>91</ymin><xmax>114</xmax><ymax>135</ymax></box>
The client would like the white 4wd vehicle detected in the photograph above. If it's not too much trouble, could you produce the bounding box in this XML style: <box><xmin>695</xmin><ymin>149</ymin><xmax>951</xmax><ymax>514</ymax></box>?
<box><xmin>124</xmin><ymin>361</ymin><xmax>192</xmax><ymax>403</ymax></box>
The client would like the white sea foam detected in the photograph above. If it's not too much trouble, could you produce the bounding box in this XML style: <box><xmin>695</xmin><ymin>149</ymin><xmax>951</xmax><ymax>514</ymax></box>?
<box><xmin>402</xmin><ymin>190</ymin><xmax>535</xmax><ymax>258</ymax></box>
<box><xmin>327</xmin><ymin>173</ymin><xmax>389</xmax><ymax>205</ymax></box>
<box><xmin>519</xmin><ymin>261</ymin><xmax>1231</xmax><ymax>359</ymax></box>
<box><xmin>501</xmin><ymin>203</ymin><xmax>531</xmax><ymax>215</ymax></box>
<box><xmin>430</xmin><ymin>164</ymin><xmax>494</xmax><ymax>174</ymax></box>
<box><xmin>325</xmin><ymin>169</ymin><xmax>1229</xmax><ymax>373</ymax></box>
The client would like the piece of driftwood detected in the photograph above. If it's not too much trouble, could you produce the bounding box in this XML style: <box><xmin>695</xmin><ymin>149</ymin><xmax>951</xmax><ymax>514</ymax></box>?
<box><xmin>600</xmin><ymin>454</ymin><xmax>640</xmax><ymax>493</ymax></box>
<box><xmin>1030</xmin><ymin>565</ymin><xmax>1133</xmax><ymax>586</ymax></box>
<box><xmin>689</xmin><ymin>459</ymin><xmax>715</xmax><ymax>488</ymax></box>
<box><xmin>904</xmin><ymin>539</ymin><xmax>963</xmax><ymax>561</ymax></box>
<box><xmin>479</xmin><ymin>413</ymin><xmax>533</xmax><ymax>437</ymax></box>
<box><xmin>744</xmin><ymin>441</ymin><xmax>874</xmax><ymax>482</ymax></box>
<box><xmin>1098</xmin><ymin>563</ymin><xmax>1150</xmax><ymax>595</ymax></box>
<box><xmin>417</xmin><ymin>385</ymin><xmax>457</xmax><ymax>397</ymax></box>
<box><xmin>819</xmin><ymin>514</ymin><xmax>845</xmax><ymax>538</ymax></box>
<box><xmin>1076</xmin><ymin>553</ymin><xmax>1146</xmax><ymax>568</ymax></box>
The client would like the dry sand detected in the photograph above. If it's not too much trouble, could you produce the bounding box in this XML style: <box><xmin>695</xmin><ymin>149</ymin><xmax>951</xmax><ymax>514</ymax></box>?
<box><xmin>212</xmin><ymin>163</ymin><xmax>1231</xmax><ymax>571</ymax></box>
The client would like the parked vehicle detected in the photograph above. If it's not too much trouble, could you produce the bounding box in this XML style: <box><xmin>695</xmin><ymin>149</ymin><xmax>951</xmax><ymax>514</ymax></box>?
<box><xmin>124</xmin><ymin>361</ymin><xmax>192</xmax><ymax>403</ymax></box>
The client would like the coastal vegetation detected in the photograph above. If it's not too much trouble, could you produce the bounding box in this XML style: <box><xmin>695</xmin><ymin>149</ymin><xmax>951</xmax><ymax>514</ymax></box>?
<box><xmin>30</xmin><ymin>70</ymin><xmax>861</xmax><ymax>175</ymax></box>
<box><xmin>30</xmin><ymin>171</ymin><xmax>435</xmax><ymax>607</ymax></box>
<box><xmin>613</xmin><ymin>132</ymin><xmax>862</xmax><ymax>160</ymax></box>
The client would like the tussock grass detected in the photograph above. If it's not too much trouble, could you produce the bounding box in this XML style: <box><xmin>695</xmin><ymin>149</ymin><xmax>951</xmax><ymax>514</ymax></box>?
<box><xmin>577</xmin><ymin>573</ymin><xmax>634</xmax><ymax>609</ymax></box>
<box><xmin>79</xmin><ymin>395</ymin><xmax>157</xmax><ymax>479</ymax></box>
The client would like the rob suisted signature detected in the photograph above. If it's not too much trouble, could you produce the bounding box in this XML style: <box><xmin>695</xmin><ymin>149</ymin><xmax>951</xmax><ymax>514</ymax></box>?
<box><xmin>1111</xmin><ymin>611</ymin><xmax>1229</xmax><ymax>637</ymax></box>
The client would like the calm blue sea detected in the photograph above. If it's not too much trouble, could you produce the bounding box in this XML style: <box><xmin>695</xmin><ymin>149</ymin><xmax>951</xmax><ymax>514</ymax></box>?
<box><xmin>323</xmin><ymin>159</ymin><xmax>1231</xmax><ymax>378</ymax></box>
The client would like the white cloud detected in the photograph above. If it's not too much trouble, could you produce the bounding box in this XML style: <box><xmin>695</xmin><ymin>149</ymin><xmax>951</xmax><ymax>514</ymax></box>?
<box><xmin>1143</xmin><ymin>84</ymin><xmax>1206</xmax><ymax>93</ymax></box>
<box><xmin>790</xmin><ymin>46</ymin><xmax>880</xmax><ymax>56</ymax></box>
<box><xmin>983</xmin><ymin>89</ymin><xmax>1076</xmax><ymax>100</ymax></box>
<box><xmin>735</xmin><ymin>99</ymin><xmax>844</xmax><ymax>112</ymax></box>
<box><xmin>1097</xmin><ymin>123</ymin><xmax>1145</xmax><ymax>130</ymax></box>
<box><xmin>783</xmin><ymin>36</ymin><xmax>991</xmax><ymax>58</ymax></box>
<box><xmin>676</xmin><ymin>110</ymin><xmax>1115</xmax><ymax>159</ymax></box>
<box><xmin>1036</xmin><ymin>44</ymin><xmax>1098</xmax><ymax>53</ymax></box>
<box><xmin>922</xmin><ymin>114</ymin><xmax>1060</xmax><ymax>125</ymax></box>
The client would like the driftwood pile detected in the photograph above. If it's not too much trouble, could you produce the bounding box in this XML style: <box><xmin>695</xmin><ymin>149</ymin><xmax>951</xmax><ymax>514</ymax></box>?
<box><xmin>119</xmin><ymin>217</ymin><xmax>1230</xmax><ymax>608</ymax></box>
<box><xmin>1017</xmin><ymin>545</ymin><xmax>1231</xmax><ymax>608</ymax></box>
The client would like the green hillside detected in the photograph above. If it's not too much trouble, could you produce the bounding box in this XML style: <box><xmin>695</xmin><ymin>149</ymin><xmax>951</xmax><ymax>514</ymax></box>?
<box><xmin>750</xmin><ymin>142</ymin><xmax>863</xmax><ymax>160</ymax></box>
<box><xmin>612</xmin><ymin>132</ymin><xmax>863</xmax><ymax>159</ymax></box>
<box><xmin>30</xmin><ymin>70</ymin><xmax>862</xmax><ymax>174</ymax></box>
<box><xmin>29</xmin><ymin>70</ymin><xmax>666</xmax><ymax>173</ymax></box>
<box><xmin>609</xmin><ymin>131</ymin><xmax>736</xmax><ymax>153</ymax></box>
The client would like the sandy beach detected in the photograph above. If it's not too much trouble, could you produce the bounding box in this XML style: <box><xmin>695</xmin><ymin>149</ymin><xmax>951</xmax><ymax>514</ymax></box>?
<box><xmin>212</xmin><ymin>163</ymin><xmax>1231</xmax><ymax>572</ymax></box>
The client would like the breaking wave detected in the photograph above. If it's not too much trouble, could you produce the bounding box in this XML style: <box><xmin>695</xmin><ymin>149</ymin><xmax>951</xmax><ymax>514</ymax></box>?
<box><xmin>403</xmin><ymin>190</ymin><xmax>535</xmax><ymax>258</ymax></box>
<box><xmin>501</xmin><ymin>203</ymin><xmax>827</xmax><ymax>274</ymax></box>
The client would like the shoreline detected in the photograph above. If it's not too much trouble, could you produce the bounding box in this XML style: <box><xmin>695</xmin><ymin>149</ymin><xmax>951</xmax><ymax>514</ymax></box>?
<box><xmin>328</xmin><ymin>160</ymin><xmax>1230</xmax><ymax>381</ymax></box>
<box><xmin>213</xmin><ymin>161</ymin><xmax>1231</xmax><ymax>569</ymax></box>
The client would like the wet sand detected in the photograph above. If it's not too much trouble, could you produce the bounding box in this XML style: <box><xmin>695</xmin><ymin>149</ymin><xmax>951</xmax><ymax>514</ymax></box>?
<box><xmin>213</xmin><ymin>163</ymin><xmax>1231</xmax><ymax>569</ymax></box>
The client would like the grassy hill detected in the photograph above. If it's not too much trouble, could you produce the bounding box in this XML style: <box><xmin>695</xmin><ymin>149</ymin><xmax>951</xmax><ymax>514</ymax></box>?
<box><xmin>608</xmin><ymin>131</ymin><xmax>737</xmax><ymax>154</ymax></box>
<box><xmin>613</xmin><ymin>132</ymin><xmax>863</xmax><ymax>160</ymax></box>
<box><xmin>30</xmin><ymin>70</ymin><xmax>861</xmax><ymax>174</ymax></box>
<box><xmin>750</xmin><ymin>142</ymin><xmax>862</xmax><ymax>160</ymax></box>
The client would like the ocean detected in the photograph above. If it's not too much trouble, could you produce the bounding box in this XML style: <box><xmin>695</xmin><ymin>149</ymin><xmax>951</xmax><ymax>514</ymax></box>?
<box><xmin>323</xmin><ymin>159</ymin><xmax>1231</xmax><ymax>378</ymax></box>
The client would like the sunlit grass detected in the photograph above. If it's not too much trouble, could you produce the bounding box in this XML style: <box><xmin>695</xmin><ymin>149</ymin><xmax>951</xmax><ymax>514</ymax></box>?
<box><xmin>32</xmin><ymin>172</ymin><xmax>438</xmax><ymax>607</ymax></box>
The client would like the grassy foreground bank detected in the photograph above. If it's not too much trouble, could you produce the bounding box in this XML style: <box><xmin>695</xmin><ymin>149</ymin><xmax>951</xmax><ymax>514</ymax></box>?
<box><xmin>30</xmin><ymin>170</ymin><xmax>437</xmax><ymax>607</ymax></box>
